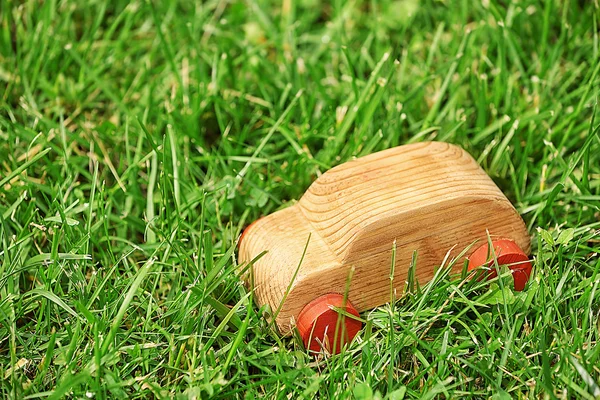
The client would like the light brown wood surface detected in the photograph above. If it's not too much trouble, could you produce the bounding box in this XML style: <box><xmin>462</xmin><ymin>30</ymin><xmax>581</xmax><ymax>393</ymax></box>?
<box><xmin>238</xmin><ymin>141</ymin><xmax>530</xmax><ymax>335</ymax></box>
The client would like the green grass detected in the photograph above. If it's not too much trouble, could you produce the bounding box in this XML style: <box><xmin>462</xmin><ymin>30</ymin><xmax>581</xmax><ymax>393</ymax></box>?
<box><xmin>1</xmin><ymin>0</ymin><xmax>600</xmax><ymax>398</ymax></box>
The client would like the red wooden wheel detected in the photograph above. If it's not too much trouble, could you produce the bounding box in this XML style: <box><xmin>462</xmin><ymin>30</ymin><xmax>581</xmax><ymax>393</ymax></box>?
<box><xmin>297</xmin><ymin>294</ymin><xmax>362</xmax><ymax>354</ymax></box>
<box><xmin>468</xmin><ymin>239</ymin><xmax>532</xmax><ymax>291</ymax></box>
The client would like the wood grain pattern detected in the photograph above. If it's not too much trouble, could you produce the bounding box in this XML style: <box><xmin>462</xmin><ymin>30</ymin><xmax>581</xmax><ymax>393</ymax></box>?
<box><xmin>238</xmin><ymin>142</ymin><xmax>530</xmax><ymax>335</ymax></box>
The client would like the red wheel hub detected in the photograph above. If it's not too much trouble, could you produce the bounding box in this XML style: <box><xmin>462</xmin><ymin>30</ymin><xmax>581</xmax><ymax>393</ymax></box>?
<box><xmin>468</xmin><ymin>239</ymin><xmax>532</xmax><ymax>291</ymax></box>
<box><xmin>297</xmin><ymin>294</ymin><xmax>362</xmax><ymax>354</ymax></box>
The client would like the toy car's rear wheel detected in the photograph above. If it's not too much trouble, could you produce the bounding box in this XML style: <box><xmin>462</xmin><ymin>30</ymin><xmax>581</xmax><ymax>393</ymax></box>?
<box><xmin>468</xmin><ymin>239</ymin><xmax>532</xmax><ymax>290</ymax></box>
<box><xmin>297</xmin><ymin>293</ymin><xmax>362</xmax><ymax>354</ymax></box>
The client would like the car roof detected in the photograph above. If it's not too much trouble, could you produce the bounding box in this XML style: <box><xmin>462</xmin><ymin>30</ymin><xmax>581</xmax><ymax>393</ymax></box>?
<box><xmin>297</xmin><ymin>141</ymin><xmax>507</xmax><ymax>259</ymax></box>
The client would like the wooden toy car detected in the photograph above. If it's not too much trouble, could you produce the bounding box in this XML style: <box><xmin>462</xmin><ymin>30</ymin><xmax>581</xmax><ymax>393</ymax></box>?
<box><xmin>238</xmin><ymin>142</ymin><xmax>532</xmax><ymax>354</ymax></box>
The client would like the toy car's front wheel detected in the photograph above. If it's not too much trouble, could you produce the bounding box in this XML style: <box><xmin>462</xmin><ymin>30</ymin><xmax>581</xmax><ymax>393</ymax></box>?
<box><xmin>297</xmin><ymin>293</ymin><xmax>362</xmax><ymax>354</ymax></box>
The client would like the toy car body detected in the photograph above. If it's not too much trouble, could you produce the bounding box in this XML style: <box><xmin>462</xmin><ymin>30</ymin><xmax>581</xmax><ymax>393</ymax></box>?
<box><xmin>238</xmin><ymin>141</ymin><xmax>531</xmax><ymax>351</ymax></box>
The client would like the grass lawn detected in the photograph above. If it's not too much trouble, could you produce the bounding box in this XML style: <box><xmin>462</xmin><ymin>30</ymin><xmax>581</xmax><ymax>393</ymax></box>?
<box><xmin>1</xmin><ymin>0</ymin><xmax>600</xmax><ymax>398</ymax></box>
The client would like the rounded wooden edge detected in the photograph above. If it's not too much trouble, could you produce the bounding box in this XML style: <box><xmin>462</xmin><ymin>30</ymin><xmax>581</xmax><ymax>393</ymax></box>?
<box><xmin>238</xmin><ymin>217</ymin><xmax>262</xmax><ymax>250</ymax></box>
<box><xmin>297</xmin><ymin>293</ymin><xmax>362</xmax><ymax>354</ymax></box>
<box><xmin>467</xmin><ymin>239</ymin><xmax>532</xmax><ymax>291</ymax></box>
